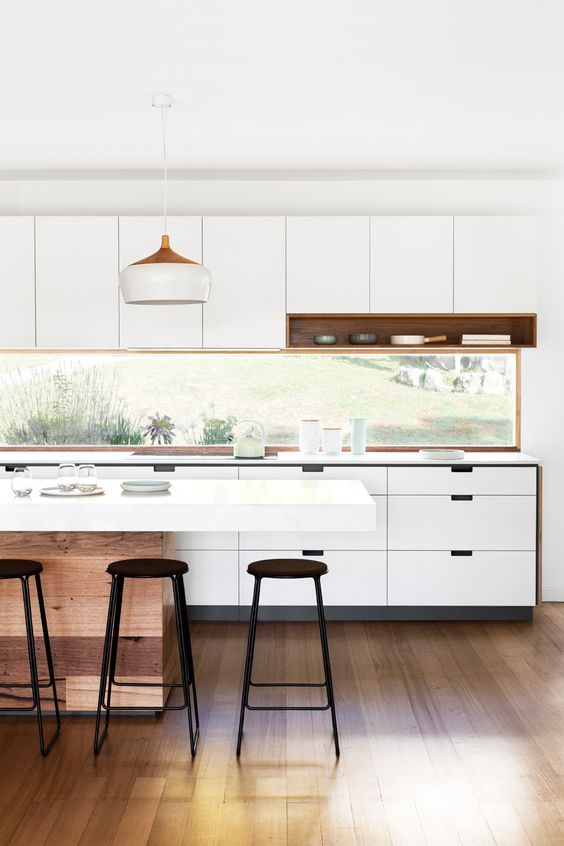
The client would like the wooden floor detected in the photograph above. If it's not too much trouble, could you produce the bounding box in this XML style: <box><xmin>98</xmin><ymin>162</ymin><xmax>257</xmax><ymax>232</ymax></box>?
<box><xmin>1</xmin><ymin>607</ymin><xmax>564</xmax><ymax>845</ymax></box>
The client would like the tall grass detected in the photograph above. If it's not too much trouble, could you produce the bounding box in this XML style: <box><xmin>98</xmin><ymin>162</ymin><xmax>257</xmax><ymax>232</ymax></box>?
<box><xmin>0</xmin><ymin>365</ymin><xmax>143</xmax><ymax>445</ymax></box>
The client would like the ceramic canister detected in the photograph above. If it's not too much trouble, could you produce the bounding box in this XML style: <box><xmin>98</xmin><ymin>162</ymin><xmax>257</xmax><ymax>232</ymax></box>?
<box><xmin>321</xmin><ymin>427</ymin><xmax>342</xmax><ymax>455</ymax></box>
<box><xmin>299</xmin><ymin>419</ymin><xmax>321</xmax><ymax>455</ymax></box>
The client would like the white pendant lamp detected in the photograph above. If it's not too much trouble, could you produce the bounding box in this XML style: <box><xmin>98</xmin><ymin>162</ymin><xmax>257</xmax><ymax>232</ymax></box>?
<box><xmin>119</xmin><ymin>93</ymin><xmax>212</xmax><ymax>305</ymax></box>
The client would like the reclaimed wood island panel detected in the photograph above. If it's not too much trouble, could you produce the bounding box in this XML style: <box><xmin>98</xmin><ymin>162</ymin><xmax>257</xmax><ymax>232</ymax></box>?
<box><xmin>0</xmin><ymin>531</ymin><xmax>177</xmax><ymax>711</ymax></box>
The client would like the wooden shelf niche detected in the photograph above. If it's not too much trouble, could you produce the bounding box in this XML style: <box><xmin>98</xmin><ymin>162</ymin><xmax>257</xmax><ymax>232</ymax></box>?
<box><xmin>286</xmin><ymin>313</ymin><xmax>537</xmax><ymax>350</ymax></box>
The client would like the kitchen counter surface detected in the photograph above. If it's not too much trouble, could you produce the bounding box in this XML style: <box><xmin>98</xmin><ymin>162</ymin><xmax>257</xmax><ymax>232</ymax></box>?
<box><xmin>0</xmin><ymin>450</ymin><xmax>541</xmax><ymax>466</ymax></box>
<box><xmin>0</xmin><ymin>478</ymin><xmax>376</xmax><ymax>533</ymax></box>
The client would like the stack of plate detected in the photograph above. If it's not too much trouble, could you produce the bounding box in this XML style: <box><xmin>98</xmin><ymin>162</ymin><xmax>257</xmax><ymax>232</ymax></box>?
<box><xmin>120</xmin><ymin>480</ymin><xmax>171</xmax><ymax>493</ymax></box>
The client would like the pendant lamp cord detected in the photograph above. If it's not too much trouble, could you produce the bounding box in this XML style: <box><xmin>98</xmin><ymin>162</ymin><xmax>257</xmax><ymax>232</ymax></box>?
<box><xmin>160</xmin><ymin>105</ymin><xmax>168</xmax><ymax>236</ymax></box>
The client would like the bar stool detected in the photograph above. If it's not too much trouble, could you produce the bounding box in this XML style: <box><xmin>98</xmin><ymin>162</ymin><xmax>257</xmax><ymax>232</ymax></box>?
<box><xmin>93</xmin><ymin>558</ymin><xmax>199</xmax><ymax>756</ymax></box>
<box><xmin>237</xmin><ymin>558</ymin><xmax>340</xmax><ymax>756</ymax></box>
<box><xmin>0</xmin><ymin>559</ymin><xmax>60</xmax><ymax>756</ymax></box>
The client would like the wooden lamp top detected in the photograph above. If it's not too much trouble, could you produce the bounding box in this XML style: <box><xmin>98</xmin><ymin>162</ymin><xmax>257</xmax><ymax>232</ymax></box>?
<box><xmin>132</xmin><ymin>235</ymin><xmax>198</xmax><ymax>266</ymax></box>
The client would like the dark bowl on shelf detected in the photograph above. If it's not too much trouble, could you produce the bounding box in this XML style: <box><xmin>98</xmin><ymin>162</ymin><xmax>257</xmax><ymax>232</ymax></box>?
<box><xmin>348</xmin><ymin>333</ymin><xmax>378</xmax><ymax>345</ymax></box>
<box><xmin>314</xmin><ymin>334</ymin><xmax>338</xmax><ymax>345</ymax></box>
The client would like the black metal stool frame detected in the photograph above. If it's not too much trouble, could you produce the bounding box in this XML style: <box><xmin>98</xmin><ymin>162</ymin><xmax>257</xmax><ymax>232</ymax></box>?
<box><xmin>236</xmin><ymin>573</ymin><xmax>340</xmax><ymax>756</ymax></box>
<box><xmin>0</xmin><ymin>572</ymin><xmax>61</xmax><ymax>756</ymax></box>
<box><xmin>93</xmin><ymin>572</ymin><xmax>199</xmax><ymax>756</ymax></box>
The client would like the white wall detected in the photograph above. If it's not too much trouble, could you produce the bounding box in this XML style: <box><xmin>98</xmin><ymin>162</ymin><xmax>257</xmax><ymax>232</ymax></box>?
<box><xmin>1</xmin><ymin>171</ymin><xmax>562</xmax><ymax>598</ymax></box>
<box><xmin>521</xmin><ymin>214</ymin><xmax>564</xmax><ymax>600</ymax></box>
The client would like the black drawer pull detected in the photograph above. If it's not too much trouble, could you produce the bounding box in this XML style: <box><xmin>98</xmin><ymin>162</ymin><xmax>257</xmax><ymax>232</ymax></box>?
<box><xmin>153</xmin><ymin>465</ymin><xmax>176</xmax><ymax>473</ymax></box>
<box><xmin>5</xmin><ymin>465</ymin><xmax>28</xmax><ymax>472</ymax></box>
<box><xmin>451</xmin><ymin>550</ymin><xmax>473</xmax><ymax>556</ymax></box>
<box><xmin>451</xmin><ymin>494</ymin><xmax>473</xmax><ymax>501</ymax></box>
<box><xmin>302</xmin><ymin>550</ymin><xmax>324</xmax><ymax>556</ymax></box>
<box><xmin>302</xmin><ymin>465</ymin><xmax>324</xmax><ymax>473</ymax></box>
<box><xmin>451</xmin><ymin>466</ymin><xmax>473</xmax><ymax>473</ymax></box>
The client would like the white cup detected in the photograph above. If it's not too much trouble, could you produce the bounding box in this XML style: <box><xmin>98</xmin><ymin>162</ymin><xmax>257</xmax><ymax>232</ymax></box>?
<box><xmin>322</xmin><ymin>427</ymin><xmax>342</xmax><ymax>455</ymax></box>
<box><xmin>299</xmin><ymin>419</ymin><xmax>320</xmax><ymax>455</ymax></box>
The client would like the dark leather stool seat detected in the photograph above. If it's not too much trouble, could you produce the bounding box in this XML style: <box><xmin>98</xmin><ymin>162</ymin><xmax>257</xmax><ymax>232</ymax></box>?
<box><xmin>247</xmin><ymin>558</ymin><xmax>328</xmax><ymax>579</ymax></box>
<box><xmin>0</xmin><ymin>559</ymin><xmax>43</xmax><ymax>579</ymax></box>
<box><xmin>94</xmin><ymin>557</ymin><xmax>199</xmax><ymax>757</ymax></box>
<box><xmin>107</xmin><ymin>558</ymin><xmax>188</xmax><ymax>579</ymax></box>
<box><xmin>0</xmin><ymin>558</ymin><xmax>60</xmax><ymax>755</ymax></box>
<box><xmin>237</xmin><ymin>556</ymin><xmax>339</xmax><ymax>757</ymax></box>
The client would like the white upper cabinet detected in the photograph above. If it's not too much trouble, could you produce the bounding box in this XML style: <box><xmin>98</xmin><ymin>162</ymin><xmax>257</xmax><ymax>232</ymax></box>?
<box><xmin>202</xmin><ymin>216</ymin><xmax>285</xmax><ymax>348</ymax></box>
<box><xmin>36</xmin><ymin>217</ymin><xmax>119</xmax><ymax>347</ymax></box>
<box><xmin>454</xmin><ymin>216</ymin><xmax>538</xmax><ymax>312</ymax></box>
<box><xmin>119</xmin><ymin>217</ymin><xmax>203</xmax><ymax>348</ymax></box>
<box><xmin>286</xmin><ymin>217</ymin><xmax>369</xmax><ymax>313</ymax></box>
<box><xmin>370</xmin><ymin>217</ymin><xmax>453</xmax><ymax>313</ymax></box>
<box><xmin>0</xmin><ymin>217</ymin><xmax>35</xmax><ymax>347</ymax></box>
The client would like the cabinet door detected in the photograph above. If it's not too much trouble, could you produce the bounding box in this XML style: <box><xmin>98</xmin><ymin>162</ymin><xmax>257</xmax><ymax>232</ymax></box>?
<box><xmin>119</xmin><ymin>217</ymin><xmax>203</xmax><ymax>348</ymax></box>
<box><xmin>0</xmin><ymin>217</ymin><xmax>35</xmax><ymax>347</ymax></box>
<box><xmin>239</xmin><ymin>550</ymin><xmax>387</xmax><ymax>606</ymax></box>
<box><xmin>454</xmin><ymin>217</ymin><xmax>538</xmax><ymax>312</ymax></box>
<box><xmin>286</xmin><ymin>217</ymin><xmax>369</xmax><ymax>313</ymax></box>
<box><xmin>36</xmin><ymin>217</ymin><xmax>119</xmax><ymax>347</ymax></box>
<box><xmin>177</xmin><ymin>549</ymin><xmax>238</xmax><ymax>605</ymax></box>
<box><xmin>370</xmin><ymin>217</ymin><xmax>453</xmax><ymax>313</ymax></box>
<box><xmin>203</xmin><ymin>217</ymin><xmax>285</xmax><ymax>347</ymax></box>
<box><xmin>388</xmin><ymin>495</ymin><xmax>536</xmax><ymax>551</ymax></box>
<box><xmin>238</xmin><ymin>465</ymin><xmax>387</xmax><ymax>495</ymax></box>
<box><xmin>388</xmin><ymin>551</ymin><xmax>536</xmax><ymax>606</ymax></box>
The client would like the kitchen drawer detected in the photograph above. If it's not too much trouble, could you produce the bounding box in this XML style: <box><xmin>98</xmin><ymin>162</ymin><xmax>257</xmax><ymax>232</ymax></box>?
<box><xmin>240</xmin><ymin>495</ymin><xmax>386</xmax><ymax>550</ymax></box>
<box><xmin>239</xmin><ymin>465</ymin><xmax>387</xmax><ymax>494</ymax></box>
<box><xmin>388</xmin><ymin>551</ymin><xmax>536</xmax><ymax>606</ymax></box>
<box><xmin>388</xmin><ymin>466</ymin><xmax>536</xmax><ymax>496</ymax></box>
<box><xmin>96</xmin><ymin>466</ymin><xmax>239</xmax><ymax>480</ymax></box>
<box><xmin>0</xmin><ymin>465</ymin><xmax>56</xmax><ymax>480</ymax></box>
<box><xmin>388</xmin><ymin>495</ymin><xmax>536</xmax><ymax>550</ymax></box>
<box><xmin>239</xmin><ymin>550</ymin><xmax>387</xmax><ymax>606</ymax></box>
<box><xmin>177</xmin><ymin>549</ymin><xmax>238</xmax><ymax>605</ymax></box>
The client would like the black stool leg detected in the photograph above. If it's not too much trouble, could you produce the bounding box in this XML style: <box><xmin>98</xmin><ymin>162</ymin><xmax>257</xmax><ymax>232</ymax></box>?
<box><xmin>94</xmin><ymin>575</ymin><xmax>119</xmax><ymax>754</ymax></box>
<box><xmin>176</xmin><ymin>575</ymin><xmax>200</xmax><ymax>739</ymax></box>
<box><xmin>21</xmin><ymin>576</ymin><xmax>58</xmax><ymax>756</ymax></box>
<box><xmin>172</xmin><ymin>575</ymin><xmax>199</xmax><ymax>756</ymax></box>
<box><xmin>237</xmin><ymin>576</ymin><xmax>261</xmax><ymax>756</ymax></box>
<box><xmin>104</xmin><ymin>576</ymin><xmax>124</xmax><ymax>730</ymax></box>
<box><xmin>34</xmin><ymin>573</ymin><xmax>61</xmax><ymax>752</ymax></box>
<box><xmin>314</xmin><ymin>576</ymin><xmax>340</xmax><ymax>756</ymax></box>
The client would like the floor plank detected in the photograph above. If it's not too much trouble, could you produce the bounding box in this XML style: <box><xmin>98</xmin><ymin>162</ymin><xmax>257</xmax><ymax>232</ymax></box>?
<box><xmin>1</xmin><ymin>611</ymin><xmax>564</xmax><ymax>845</ymax></box>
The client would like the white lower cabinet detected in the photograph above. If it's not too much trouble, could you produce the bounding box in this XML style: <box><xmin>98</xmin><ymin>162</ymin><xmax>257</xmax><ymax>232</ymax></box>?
<box><xmin>388</xmin><ymin>551</ymin><xmax>536</xmax><ymax>606</ymax></box>
<box><xmin>239</xmin><ymin>465</ymin><xmax>387</xmax><ymax>495</ymax></box>
<box><xmin>178</xmin><ymin>549</ymin><xmax>239</xmax><ymax>606</ymax></box>
<box><xmin>239</xmin><ymin>550</ymin><xmax>387</xmax><ymax>606</ymax></box>
<box><xmin>388</xmin><ymin>495</ymin><xmax>536</xmax><ymax>551</ymax></box>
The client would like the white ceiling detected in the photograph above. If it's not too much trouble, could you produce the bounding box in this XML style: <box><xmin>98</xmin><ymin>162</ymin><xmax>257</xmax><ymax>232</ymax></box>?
<box><xmin>1</xmin><ymin>0</ymin><xmax>563</xmax><ymax>172</ymax></box>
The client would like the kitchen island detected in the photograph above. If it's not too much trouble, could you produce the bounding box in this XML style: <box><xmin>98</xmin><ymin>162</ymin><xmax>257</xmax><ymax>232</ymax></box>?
<box><xmin>0</xmin><ymin>478</ymin><xmax>375</xmax><ymax>712</ymax></box>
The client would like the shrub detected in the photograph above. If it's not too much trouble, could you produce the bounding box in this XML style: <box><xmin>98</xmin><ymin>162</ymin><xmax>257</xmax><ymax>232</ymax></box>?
<box><xmin>0</xmin><ymin>364</ymin><xmax>143</xmax><ymax>445</ymax></box>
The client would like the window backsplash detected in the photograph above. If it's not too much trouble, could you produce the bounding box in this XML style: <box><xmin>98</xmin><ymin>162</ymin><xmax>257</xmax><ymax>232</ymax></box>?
<box><xmin>0</xmin><ymin>352</ymin><xmax>518</xmax><ymax>448</ymax></box>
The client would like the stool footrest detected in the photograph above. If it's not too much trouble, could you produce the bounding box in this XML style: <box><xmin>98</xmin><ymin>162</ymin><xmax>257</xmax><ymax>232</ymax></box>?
<box><xmin>250</xmin><ymin>680</ymin><xmax>326</xmax><ymax>688</ymax></box>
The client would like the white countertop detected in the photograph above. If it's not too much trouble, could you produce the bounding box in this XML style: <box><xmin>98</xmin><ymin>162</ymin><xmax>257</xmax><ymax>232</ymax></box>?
<box><xmin>0</xmin><ymin>479</ymin><xmax>376</xmax><ymax>533</ymax></box>
<box><xmin>0</xmin><ymin>450</ymin><xmax>540</xmax><ymax>466</ymax></box>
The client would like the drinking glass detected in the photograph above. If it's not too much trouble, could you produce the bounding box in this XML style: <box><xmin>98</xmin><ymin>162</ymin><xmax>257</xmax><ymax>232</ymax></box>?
<box><xmin>77</xmin><ymin>464</ymin><xmax>97</xmax><ymax>493</ymax></box>
<box><xmin>57</xmin><ymin>463</ymin><xmax>78</xmax><ymax>492</ymax></box>
<box><xmin>12</xmin><ymin>466</ymin><xmax>33</xmax><ymax>497</ymax></box>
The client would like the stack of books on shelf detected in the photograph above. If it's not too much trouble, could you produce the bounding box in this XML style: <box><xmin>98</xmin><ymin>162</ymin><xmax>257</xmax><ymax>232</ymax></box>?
<box><xmin>461</xmin><ymin>334</ymin><xmax>511</xmax><ymax>346</ymax></box>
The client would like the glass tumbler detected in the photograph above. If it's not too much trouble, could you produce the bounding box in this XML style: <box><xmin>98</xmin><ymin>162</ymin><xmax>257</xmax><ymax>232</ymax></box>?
<box><xmin>57</xmin><ymin>463</ymin><xmax>78</xmax><ymax>492</ymax></box>
<box><xmin>12</xmin><ymin>466</ymin><xmax>33</xmax><ymax>497</ymax></box>
<box><xmin>77</xmin><ymin>464</ymin><xmax>97</xmax><ymax>493</ymax></box>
